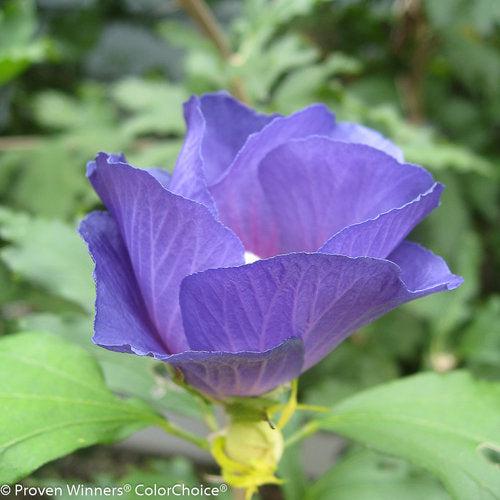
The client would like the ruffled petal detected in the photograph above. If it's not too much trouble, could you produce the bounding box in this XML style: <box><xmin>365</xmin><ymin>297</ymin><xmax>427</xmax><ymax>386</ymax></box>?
<box><xmin>320</xmin><ymin>183</ymin><xmax>443</xmax><ymax>258</ymax></box>
<box><xmin>211</xmin><ymin>104</ymin><xmax>336</xmax><ymax>257</ymax></box>
<box><xmin>179</xmin><ymin>252</ymin><xmax>461</xmax><ymax>373</ymax></box>
<box><xmin>195</xmin><ymin>92</ymin><xmax>277</xmax><ymax>184</ymax></box>
<box><xmin>331</xmin><ymin>122</ymin><xmax>404</xmax><ymax>161</ymax></box>
<box><xmin>258</xmin><ymin>138</ymin><xmax>435</xmax><ymax>253</ymax></box>
<box><xmin>388</xmin><ymin>240</ymin><xmax>463</xmax><ymax>292</ymax></box>
<box><xmin>168</xmin><ymin>97</ymin><xmax>218</xmax><ymax>214</ymax></box>
<box><xmin>169</xmin><ymin>93</ymin><xmax>275</xmax><ymax>212</ymax></box>
<box><xmin>79</xmin><ymin>211</ymin><xmax>168</xmax><ymax>358</ymax></box>
<box><xmin>168</xmin><ymin>338</ymin><xmax>304</xmax><ymax>398</ymax></box>
<box><xmin>87</xmin><ymin>153</ymin><xmax>244</xmax><ymax>353</ymax></box>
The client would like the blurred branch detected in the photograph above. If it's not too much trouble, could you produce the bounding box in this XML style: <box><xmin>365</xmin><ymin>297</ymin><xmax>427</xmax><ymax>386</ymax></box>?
<box><xmin>0</xmin><ymin>136</ymin><xmax>42</xmax><ymax>150</ymax></box>
<box><xmin>0</xmin><ymin>136</ymin><xmax>169</xmax><ymax>151</ymax></box>
<box><xmin>177</xmin><ymin>0</ymin><xmax>250</xmax><ymax>104</ymax></box>
<box><xmin>178</xmin><ymin>0</ymin><xmax>232</xmax><ymax>58</ymax></box>
<box><xmin>393</xmin><ymin>0</ymin><xmax>432</xmax><ymax>124</ymax></box>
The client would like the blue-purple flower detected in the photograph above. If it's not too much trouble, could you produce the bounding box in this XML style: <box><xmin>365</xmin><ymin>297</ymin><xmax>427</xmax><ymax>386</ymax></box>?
<box><xmin>80</xmin><ymin>92</ymin><xmax>462</xmax><ymax>399</ymax></box>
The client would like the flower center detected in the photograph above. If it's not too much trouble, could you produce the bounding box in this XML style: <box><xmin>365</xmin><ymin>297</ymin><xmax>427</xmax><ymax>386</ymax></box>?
<box><xmin>244</xmin><ymin>251</ymin><xmax>261</xmax><ymax>264</ymax></box>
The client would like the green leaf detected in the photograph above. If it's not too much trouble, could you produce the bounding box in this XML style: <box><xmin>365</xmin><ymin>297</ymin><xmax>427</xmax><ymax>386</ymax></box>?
<box><xmin>0</xmin><ymin>0</ymin><xmax>50</xmax><ymax>85</ymax></box>
<box><xmin>442</xmin><ymin>33</ymin><xmax>500</xmax><ymax>99</ymax></box>
<box><xmin>0</xmin><ymin>143</ymin><xmax>94</xmax><ymax>219</ymax></box>
<box><xmin>33</xmin><ymin>89</ymin><xmax>115</xmax><ymax>132</ymax></box>
<box><xmin>159</xmin><ymin>20</ymin><xmax>213</xmax><ymax>52</ymax></box>
<box><xmin>460</xmin><ymin>296</ymin><xmax>500</xmax><ymax>378</ymax></box>
<box><xmin>97</xmin><ymin>458</ymin><xmax>200</xmax><ymax>500</ymax></box>
<box><xmin>31</xmin><ymin>456</ymin><xmax>231</xmax><ymax>500</ymax></box>
<box><xmin>19</xmin><ymin>312</ymin><xmax>208</xmax><ymax>420</ymax></box>
<box><xmin>0</xmin><ymin>332</ymin><xmax>162</xmax><ymax>484</ymax></box>
<box><xmin>302</xmin><ymin>340</ymin><xmax>399</xmax><ymax>406</ymax></box>
<box><xmin>318</xmin><ymin>371</ymin><xmax>500</xmax><ymax>500</ymax></box>
<box><xmin>306</xmin><ymin>448</ymin><xmax>449</xmax><ymax>500</ymax></box>
<box><xmin>279</xmin><ymin>415</ymin><xmax>309</xmax><ymax>500</ymax></box>
<box><xmin>237</xmin><ymin>34</ymin><xmax>317</xmax><ymax>101</ymax></box>
<box><xmin>274</xmin><ymin>54</ymin><xmax>361</xmax><ymax>113</ymax></box>
<box><xmin>112</xmin><ymin>78</ymin><xmax>187</xmax><ymax>137</ymax></box>
<box><xmin>0</xmin><ymin>208</ymin><xmax>94</xmax><ymax>312</ymax></box>
<box><xmin>127</xmin><ymin>140</ymin><xmax>182</xmax><ymax>171</ymax></box>
<box><xmin>32</xmin><ymin>86</ymin><xmax>127</xmax><ymax>154</ymax></box>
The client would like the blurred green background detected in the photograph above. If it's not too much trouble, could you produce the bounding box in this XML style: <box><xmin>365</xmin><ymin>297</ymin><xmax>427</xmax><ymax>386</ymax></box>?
<box><xmin>0</xmin><ymin>0</ymin><xmax>499</xmax><ymax>497</ymax></box>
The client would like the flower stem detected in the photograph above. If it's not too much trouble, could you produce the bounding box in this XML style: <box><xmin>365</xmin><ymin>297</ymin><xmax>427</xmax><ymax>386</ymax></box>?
<box><xmin>156</xmin><ymin>418</ymin><xmax>210</xmax><ymax>451</ymax></box>
<box><xmin>166</xmin><ymin>364</ymin><xmax>219</xmax><ymax>432</ymax></box>
<box><xmin>178</xmin><ymin>0</ymin><xmax>250</xmax><ymax>103</ymax></box>
<box><xmin>296</xmin><ymin>403</ymin><xmax>330</xmax><ymax>413</ymax></box>
<box><xmin>284</xmin><ymin>420</ymin><xmax>319</xmax><ymax>448</ymax></box>
<box><xmin>276</xmin><ymin>379</ymin><xmax>298</xmax><ymax>430</ymax></box>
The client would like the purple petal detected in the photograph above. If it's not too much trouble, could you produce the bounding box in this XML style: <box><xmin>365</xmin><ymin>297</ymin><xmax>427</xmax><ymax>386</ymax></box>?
<box><xmin>388</xmin><ymin>241</ymin><xmax>464</xmax><ymax>292</ymax></box>
<box><xmin>168</xmin><ymin>338</ymin><xmax>304</xmax><ymax>398</ymax></box>
<box><xmin>180</xmin><ymin>261</ymin><xmax>300</xmax><ymax>352</ymax></box>
<box><xmin>169</xmin><ymin>94</ymin><xmax>275</xmax><ymax>212</ymax></box>
<box><xmin>320</xmin><ymin>183</ymin><xmax>443</xmax><ymax>258</ymax></box>
<box><xmin>79</xmin><ymin>211</ymin><xmax>168</xmax><ymax>358</ymax></box>
<box><xmin>179</xmin><ymin>251</ymin><xmax>461</xmax><ymax>373</ymax></box>
<box><xmin>146</xmin><ymin>167</ymin><xmax>171</xmax><ymax>188</ymax></box>
<box><xmin>211</xmin><ymin>104</ymin><xmax>336</xmax><ymax>257</ymax></box>
<box><xmin>331</xmin><ymin>122</ymin><xmax>404</xmax><ymax>161</ymax></box>
<box><xmin>258</xmin><ymin>138</ymin><xmax>435</xmax><ymax>253</ymax></box>
<box><xmin>195</xmin><ymin>92</ymin><xmax>276</xmax><ymax>184</ymax></box>
<box><xmin>87</xmin><ymin>153</ymin><xmax>244</xmax><ymax>353</ymax></box>
<box><xmin>168</xmin><ymin>97</ymin><xmax>218</xmax><ymax>214</ymax></box>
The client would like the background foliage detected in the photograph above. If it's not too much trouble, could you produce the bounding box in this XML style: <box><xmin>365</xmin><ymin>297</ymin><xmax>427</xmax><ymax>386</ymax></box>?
<box><xmin>0</xmin><ymin>0</ymin><xmax>499</xmax><ymax>498</ymax></box>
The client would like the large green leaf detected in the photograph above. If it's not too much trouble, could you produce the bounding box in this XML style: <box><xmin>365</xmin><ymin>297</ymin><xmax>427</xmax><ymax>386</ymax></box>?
<box><xmin>306</xmin><ymin>448</ymin><xmax>449</xmax><ymax>500</ymax></box>
<box><xmin>0</xmin><ymin>208</ymin><xmax>94</xmax><ymax>312</ymax></box>
<box><xmin>0</xmin><ymin>332</ymin><xmax>163</xmax><ymax>484</ymax></box>
<box><xmin>318</xmin><ymin>371</ymin><xmax>500</xmax><ymax>500</ymax></box>
<box><xmin>19</xmin><ymin>312</ymin><xmax>208</xmax><ymax>420</ymax></box>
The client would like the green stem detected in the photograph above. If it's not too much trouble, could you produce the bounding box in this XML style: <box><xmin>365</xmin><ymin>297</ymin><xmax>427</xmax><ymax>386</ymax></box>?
<box><xmin>296</xmin><ymin>403</ymin><xmax>330</xmax><ymax>413</ymax></box>
<box><xmin>204</xmin><ymin>409</ymin><xmax>219</xmax><ymax>432</ymax></box>
<box><xmin>166</xmin><ymin>365</ymin><xmax>219</xmax><ymax>431</ymax></box>
<box><xmin>284</xmin><ymin>420</ymin><xmax>319</xmax><ymax>448</ymax></box>
<box><xmin>156</xmin><ymin>418</ymin><xmax>210</xmax><ymax>451</ymax></box>
<box><xmin>276</xmin><ymin>379</ymin><xmax>298</xmax><ymax>429</ymax></box>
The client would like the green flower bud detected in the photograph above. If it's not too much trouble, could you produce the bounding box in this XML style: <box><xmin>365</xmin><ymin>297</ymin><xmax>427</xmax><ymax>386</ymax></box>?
<box><xmin>210</xmin><ymin>420</ymin><xmax>284</xmax><ymax>495</ymax></box>
<box><xmin>224</xmin><ymin>420</ymin><xmax>284</xmax><ymax>468</ymax></box>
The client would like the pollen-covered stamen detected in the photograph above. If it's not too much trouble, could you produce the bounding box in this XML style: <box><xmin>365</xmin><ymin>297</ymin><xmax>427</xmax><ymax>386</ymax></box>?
<box><xmin>244</xmin><ymin>251</ymin><xmax>261</xmax><ymax>264</ymax></box>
